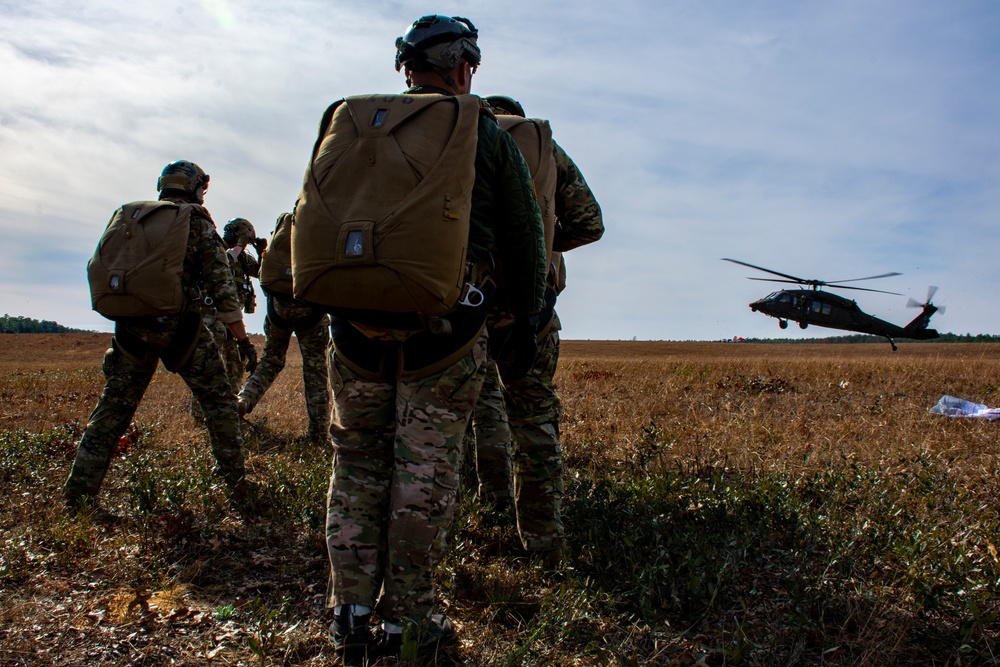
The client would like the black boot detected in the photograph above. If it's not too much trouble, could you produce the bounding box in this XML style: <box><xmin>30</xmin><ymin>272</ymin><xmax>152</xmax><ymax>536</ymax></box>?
<box><xmin>330</xmin><ymin>605</ymin><xmax>373</xmax><ymax>665</ymax></box>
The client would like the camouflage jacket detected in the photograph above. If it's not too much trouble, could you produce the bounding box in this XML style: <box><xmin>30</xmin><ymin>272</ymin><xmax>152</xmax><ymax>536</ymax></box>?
<box><xmin>229</xmin><ymin>249</ymin><xmax>260</xmax><ymax>314</ymax></box>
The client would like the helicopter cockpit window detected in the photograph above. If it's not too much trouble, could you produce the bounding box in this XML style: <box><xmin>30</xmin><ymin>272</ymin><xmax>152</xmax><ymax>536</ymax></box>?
<box><xmin>778</xmin><ymin>293</ymin><xmax>791</xmax><ymax>303</ymax></box>
<box><xmin>811</xmin><ymin>301</ymin><xmax>823</xmax><ymax>313</ymax></box>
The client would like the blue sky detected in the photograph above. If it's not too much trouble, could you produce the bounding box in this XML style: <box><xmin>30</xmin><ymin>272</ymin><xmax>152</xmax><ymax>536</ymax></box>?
<box><xmin>1</xmin><ymin>1</ymin><xmax>997</xmax><ymax>341</ymax></box>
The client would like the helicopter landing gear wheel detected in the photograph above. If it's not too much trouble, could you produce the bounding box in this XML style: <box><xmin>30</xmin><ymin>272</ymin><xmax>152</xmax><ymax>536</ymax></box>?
<box><xmin>798</xmin><ymin>322</ymin><xmax>808</xmax><ymax>329</ymax></box>
<box><xmin>779</xmin><ymin>320</ymin><xmax>788</xmax><ymax>329</ymax></box>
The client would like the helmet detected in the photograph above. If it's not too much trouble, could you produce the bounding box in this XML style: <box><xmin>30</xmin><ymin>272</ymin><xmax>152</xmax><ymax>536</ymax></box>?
<box><xmin>483</xmin><ymin>95</ymin><xmax>525</xmax><ymax>118</ymax></box>
<box><xmin>157</xmin><ymin>160</ymin><xmax>209</xmax><ymax>195</ymax></box>
<box><xmin>223</xmin><ymin>217</ymin><xmax>256</xmax><ymax>247</ymax></box>
<box><xmin>395</xmin><ymin>15</ymin><xmax>481</xmax><ymax>73</ymax></box>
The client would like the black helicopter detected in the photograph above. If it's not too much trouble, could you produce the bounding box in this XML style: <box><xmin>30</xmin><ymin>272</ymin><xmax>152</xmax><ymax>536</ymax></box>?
<box><xmin>723</xmin><ymin>258</ymin><xmax>941</xmax><ymax>350</ymax></box>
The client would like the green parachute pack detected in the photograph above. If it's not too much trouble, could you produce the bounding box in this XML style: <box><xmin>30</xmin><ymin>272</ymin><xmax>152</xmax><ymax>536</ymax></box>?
<box><xmin>258</xmin><ymin>211</ymin><xmax>294</xmax><ymax>297</ymax></box>
<box><xmin>291</xmin><ymin>93</ymin><xmax>484</xmax><ymax>323</ymax></box>
<box><xmin>88</xmin><ymin>201</ymin><xmax>204</xmax><ymax>319</ymax></box>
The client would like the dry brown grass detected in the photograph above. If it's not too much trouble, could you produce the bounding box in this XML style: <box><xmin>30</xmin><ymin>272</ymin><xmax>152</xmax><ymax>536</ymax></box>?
<box><xmin>558</xmin><ymin>340</ymin><xmax>1000</xmax><ymax>479</ymax></box>
<box><xmin>1</xmin><ymin>335</ymin><xmax>998</xmax><ymax>665</ymax></box>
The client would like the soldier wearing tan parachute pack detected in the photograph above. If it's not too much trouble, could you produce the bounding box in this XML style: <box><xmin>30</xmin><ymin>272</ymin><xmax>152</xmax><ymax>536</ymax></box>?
<box><xmin>238</xmin><ymin>212</ymin><xmax>332</xmax><ymax>446</ymax></box>
<box><xmin>466</xmin><ymin>94</ymin><xmax>605</xmax><ymax>566</ymax></box>
<box><xmin>67</xmin><ymin>160</ymin><xmax>254</xmax><ymax>512</ymax></box>
<box><xmin>296</xmin><ymin>14</ymin><xmax>547</xmax><ymax>662</ymax></box>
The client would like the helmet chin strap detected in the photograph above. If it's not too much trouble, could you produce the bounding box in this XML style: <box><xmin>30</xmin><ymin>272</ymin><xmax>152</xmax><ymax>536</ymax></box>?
<box><xmin>437</xmin><ymin>68</ymin><xmax>462</xmax><ymax>95</ymax></box>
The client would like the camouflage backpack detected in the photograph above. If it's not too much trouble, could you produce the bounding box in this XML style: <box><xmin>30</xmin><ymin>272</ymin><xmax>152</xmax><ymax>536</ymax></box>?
<box><xmin>258</xmin><ymin>212</ymin><xmax>294</xmax><ymax>297</ymax></box>
<box><xmin>495</xmin><ymin>115</ymin><xmax>557</xmax><ymax>274</ymax></box>
<box><xmin>88</xmin><ymin>201</ymin><xmax>203</xmax><ymax>319</ymax></box>
<box><xmin>291</xmin><ymin>93</ymin><xmax>484</xmax><ymax>323</ymax></box>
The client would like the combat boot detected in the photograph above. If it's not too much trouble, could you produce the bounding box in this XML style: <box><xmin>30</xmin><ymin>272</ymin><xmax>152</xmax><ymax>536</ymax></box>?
<box><xmin>330</xmin><ymin>604</ymin><xmax>374</xmax><ymax>665</ymax></box>
<box><xmin>379</xmin><ymin>615</ymin><xmax>456</xmax><ymax>660</ymax></box>
<box><xmin>65</xmin><ymin>494</ymin><xmax>121</xmax><ymax>525</ymax></box>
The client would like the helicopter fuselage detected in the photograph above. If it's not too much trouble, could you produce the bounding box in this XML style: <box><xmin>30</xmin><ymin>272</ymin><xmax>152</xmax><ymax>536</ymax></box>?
<box><xmin>722</xmin><ymin>258</ymin><xmax>940</xmax><ymax>350</ymax></box>
<box><xmin>750</xmin><ymin>289</ymin><xmax>938</xmax><ymax>344</ymax></box>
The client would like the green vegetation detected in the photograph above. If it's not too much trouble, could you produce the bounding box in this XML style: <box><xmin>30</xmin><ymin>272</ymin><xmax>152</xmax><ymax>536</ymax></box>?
<box><xmin>0</xmin><ymin>314</ymin><xmax>84</xmax><ymax>333</ymax></box>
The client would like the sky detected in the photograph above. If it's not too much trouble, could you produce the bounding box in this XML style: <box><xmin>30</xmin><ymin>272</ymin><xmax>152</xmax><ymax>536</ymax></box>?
<box><xmin>2</xmin><ymin>0</ymin><xmax>998</xmax><ymax>341</ymax></box>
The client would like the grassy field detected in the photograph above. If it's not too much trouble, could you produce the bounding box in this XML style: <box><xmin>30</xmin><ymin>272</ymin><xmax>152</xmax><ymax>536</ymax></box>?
<box><xmin>1</xmin><ymin>334</ymin><xmax>998</xmax><ymax>665</ymax></box>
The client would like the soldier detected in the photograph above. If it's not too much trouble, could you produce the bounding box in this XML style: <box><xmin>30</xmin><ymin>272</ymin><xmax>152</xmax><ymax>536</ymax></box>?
<box><xmin>66</xmin><ymin>160</ymin><xmax>254</xmax><ymax>510</ymax></box>
<box><xmin>238</xmin><ymin>213</ymin><xmax>332</xmax><ymax>446</ymax></box>
<box><xmin>319</xmin><ymin>15</ymin><xmax>547</xmax><ymax>661</ymax></box>
<box><xmin>220</xmin><ymin>217</ymin><xmax>262</xmax><ymax>390</ymax></box>
<box><xmin>189</xmin><ymin>218</ymin><xmax>258</xmax><ymax>420</ymax></box>
<box><xmin>469</xmin><ymin>95</ymin><xmax>605</xmax><ymax>564</ymax></box>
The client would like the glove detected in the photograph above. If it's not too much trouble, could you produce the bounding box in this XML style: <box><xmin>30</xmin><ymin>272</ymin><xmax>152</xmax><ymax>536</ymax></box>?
<box><xmin>237</xmin><ymin>338</ymin><xmax>258</xmax><ymax>374</ymax></box>
<box><xmin>253</xmin><ymin>237</ymin><xmax>268</xmax><ymax>255</ymax></box>
<box><xmin>495</xmin><ymin>315</ymin><xmax>539</xmax><ymax>384</ymax></box>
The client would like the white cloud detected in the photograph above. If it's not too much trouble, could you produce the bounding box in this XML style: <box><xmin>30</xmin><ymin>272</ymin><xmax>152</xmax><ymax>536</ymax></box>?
<box><xmin>1</xmin><ymin>0</ymin><xmax>997</xmax><ymax>341</ymax></box>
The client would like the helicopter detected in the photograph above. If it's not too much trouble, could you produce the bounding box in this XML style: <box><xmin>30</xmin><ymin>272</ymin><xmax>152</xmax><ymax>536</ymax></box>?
<box><xmin>722</xmin><ymin>258</ymin><xmax>941</xmax><ymax>351</ymax></box>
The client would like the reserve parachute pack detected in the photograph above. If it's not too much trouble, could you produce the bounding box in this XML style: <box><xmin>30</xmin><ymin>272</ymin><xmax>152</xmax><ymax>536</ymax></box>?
<box><xmin>291</xmin><ymin>93</ymin><xmax>483</xmax><ymax>323</ymax></box>
<box><xmin>495</xmin><ymin>115</ymin><xmax>557</xmax><ymax>273</ymax></box>
<box><xmin>87</xmin><ymin>201</ymin><xmax>205</xmax><ymax>319</ymax></box>
<box><xmin>259</xmin><ymin>212</ymin><xmax>294</xmax><ymax>297</ymax></box>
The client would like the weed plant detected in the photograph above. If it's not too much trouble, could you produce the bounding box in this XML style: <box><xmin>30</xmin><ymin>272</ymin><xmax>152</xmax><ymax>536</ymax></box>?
<box><xmin>0</xmin><ymin>335</ymin><xmax>997</xmax><ymax>665</ymax></box>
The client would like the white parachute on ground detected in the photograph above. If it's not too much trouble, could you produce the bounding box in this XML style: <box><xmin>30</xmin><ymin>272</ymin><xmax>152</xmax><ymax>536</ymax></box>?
<box><xmin>929</xmin><ymin>395</ymin><xmax>1000</xmax><ymax>420</ymax></box>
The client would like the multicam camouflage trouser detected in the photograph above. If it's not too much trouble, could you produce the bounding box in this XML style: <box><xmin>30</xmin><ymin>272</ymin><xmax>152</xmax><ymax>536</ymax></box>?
<box><xmin>239</xmin><ymin>312</ymin><xmax>332</xmax><ymax>443</ymax></box>
<box><xmin>506</xmin><ymin>328</ymin><xmax>563</xmax><ymax>551</ymax></box>
<box><xmin>466</xmin><ymin>360</ymin><xmax>513</xmax><ymax>501</ymax></box>
<box><xmin>470</xmin><ymin>326</ymin><xmax>564</xmax><ymax>551</ymax></box>
<box><xmin>191</xmin><ymin>317</ymin><xmax>243</xmax><ymax>418</ymax></box>
<box><xmin>326</xmin><ymin>331</ymin><xmax>487</xmax><ymax>624</ymax></box>
<box><xmin>64</xmin><ymin>325</ymin><xmax>245</xmax><ymax>502</ymax></box>
<box><xmin>214</xmin><ymin>318</ymin><xmax>245</xmax><ymax>394</ymax></box>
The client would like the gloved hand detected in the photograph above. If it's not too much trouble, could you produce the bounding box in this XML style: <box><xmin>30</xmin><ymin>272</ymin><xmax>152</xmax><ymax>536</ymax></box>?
<box><xmin>495</xmin><ymin>315</ymin><xmax>539</xmax><ymax>384</ymax></box>
<box><xmin>237</xmin><ymin>338</ymin><xmax>258</xmax><ymax>374</ymax></box>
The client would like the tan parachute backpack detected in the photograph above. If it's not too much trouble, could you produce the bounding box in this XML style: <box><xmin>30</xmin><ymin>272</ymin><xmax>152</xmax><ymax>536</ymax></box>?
<box><xmin>259</xmin><ymin>212</ymin><xmax>294</xmax><ymax>297</ymax></box>
<box><xmin>291</xmin><ymin>93</ymin><xmax>483</xmax><ymax>321</ymax></box>
<box><xmin>496</xmin><ymin>115</ymin><xmax>557</xmax><ymax>270</ymax></box>
<box><xmin>88</xmin><ymin>201</ymin><xmax>202</xmax><ymax>319</ymax></box>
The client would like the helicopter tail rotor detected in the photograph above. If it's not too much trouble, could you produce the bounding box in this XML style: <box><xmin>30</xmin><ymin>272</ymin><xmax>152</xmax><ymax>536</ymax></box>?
<box><xmin>907</xmin><ymin>286</ymin><xmax>945</xmax><ymax>314</ymax></box>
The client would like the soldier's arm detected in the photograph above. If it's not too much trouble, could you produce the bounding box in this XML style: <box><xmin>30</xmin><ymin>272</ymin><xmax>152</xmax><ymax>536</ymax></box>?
<box><xmin>552</xmin><ymin>140</ymin><xmax>604</xmax><ymax>252</ymax></box>
<box><xmin>242</xmin><ymin>253</ymin><xmax>261</xmax><ymax>280</ymax></box>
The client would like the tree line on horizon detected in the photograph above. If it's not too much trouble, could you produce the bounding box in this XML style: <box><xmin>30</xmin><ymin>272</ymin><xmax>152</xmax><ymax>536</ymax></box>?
<box><xmin>0</xmin><ymin>314</ymin><xmax>83</xmax><ymax>334</ymax></box>
<box><xmin>733</xmin><ymin>332</ymin><xmax>1000</xmax><ymax>344</ymax></box>
<box><xmin>1</xmin><ymin>314</ymin><xmax>997</xmax><ymax>342</ymax></box>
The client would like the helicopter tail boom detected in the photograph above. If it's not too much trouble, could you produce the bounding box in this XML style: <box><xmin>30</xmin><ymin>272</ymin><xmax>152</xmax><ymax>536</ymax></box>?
<box><xmin>900</xmin><ymin>286</ymin><xmax>941</xmax><ymax>340</ymax></box>
<box><xmin>901</xmin><ymin>300</ymin><xmax>939</xmax><ymax>339</ymax></box>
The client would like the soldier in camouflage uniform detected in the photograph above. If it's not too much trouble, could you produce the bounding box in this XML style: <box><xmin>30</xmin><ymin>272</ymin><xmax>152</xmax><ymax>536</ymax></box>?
<box><xmin>220</xmin><ymin>218</ymin><xmax>261</xmax><ymax>390</ymax></box>
<box><xmin>189</xmin><ymin>218</ymin><xmax>258</xmax><ymax>420</ymax></box>
<box><xmin>238</xmin><ymin>213</ymin><xmax>332</xmax><ymax>445</ymax></box>
<box><xmin>65</xmin><ymin>160</ymin><xmax>253</xmax><ymax>508</ymax></box>
<box><xmin>470</xmin><ymin>95</ymin><xmax>605</xmax><ymax>562</ymax></box>
<box><xmin>324</xmin><ymin>15</ymin><xmax>547</xmax><ymax>660</ymax></box>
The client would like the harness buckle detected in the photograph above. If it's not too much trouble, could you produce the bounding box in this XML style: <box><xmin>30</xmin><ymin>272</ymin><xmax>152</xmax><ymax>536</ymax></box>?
<box><xmin>458</xmin><ymin>283</ymin><xmax>484</xmax><ymax>307</ymax></box>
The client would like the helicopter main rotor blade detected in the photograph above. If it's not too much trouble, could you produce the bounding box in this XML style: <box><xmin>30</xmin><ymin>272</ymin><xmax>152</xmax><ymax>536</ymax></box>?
<box><xmin>826</xmin><ymin>272</ymin><xmax>902</xmax><ymax>285</ymax></box>
<box><xmin>746</xmin><ymin>277</ymin><xmax>808</xmax><ymax>285</ymax></box>
<box><xmin>721</xmin><ymin>258</ymin><xmax>810</xmax><ymax>284</ymax></box>
<box><xmin>829</xmin><ymin>284</ymin><xmax>902</xmax><ymax>296</ymax></box>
